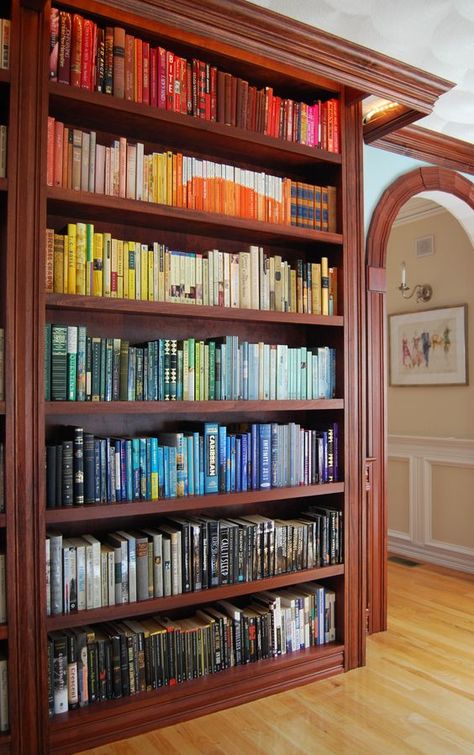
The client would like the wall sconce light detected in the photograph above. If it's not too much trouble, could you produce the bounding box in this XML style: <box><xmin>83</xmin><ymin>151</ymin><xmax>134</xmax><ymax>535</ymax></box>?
<box><xmin>399</xmin><ymin>261</ymin><xmax>433</xmax><ymax>303</ymax></box>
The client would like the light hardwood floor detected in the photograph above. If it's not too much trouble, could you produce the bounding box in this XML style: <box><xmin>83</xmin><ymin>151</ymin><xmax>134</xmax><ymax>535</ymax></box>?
<box><xmin>80</xmin><ymin>560</ymin><xmax>474</xmax><ymax>754</ymax></box>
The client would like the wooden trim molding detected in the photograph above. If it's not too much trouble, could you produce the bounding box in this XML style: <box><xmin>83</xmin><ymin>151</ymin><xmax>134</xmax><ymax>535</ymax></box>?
<box><xmin>365</xmin><ymin>167</ymin><xmax>474</xmax><ymax>635</ymax></box>
<box><xmin>371</xmin><ymin>125</ymin><xmax>474</xmax><ymax>175</ymax></box>
<box><xmin>61</xmin><ymin>0</ymin><xmax>454</xmax><ymax>122</ymax></box>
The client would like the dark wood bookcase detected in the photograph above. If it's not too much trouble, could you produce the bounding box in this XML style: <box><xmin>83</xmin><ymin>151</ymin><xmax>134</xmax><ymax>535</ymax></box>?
<box><xmin>3</xmin><ymin>0</ymin><xmax>455</xmax><ymax>752</ymax></box>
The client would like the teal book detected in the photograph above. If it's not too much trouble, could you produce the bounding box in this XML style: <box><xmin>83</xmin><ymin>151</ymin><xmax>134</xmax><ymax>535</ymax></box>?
<box><xmin>49</xmin><ymin>324</ymin><xmax>66</xmax><ymax>401</ymax></box>
<box><xmin>67</xmin><ymin>326</ymin><xmax>78</xmax><ymax>401</ymax></box>
<box><xmin>204</xmin><ymin>422</ymin><xmax>219</xmax><ymax>494</ymax></box>
<box><xmin>44</xmin><ymin>323</ymin><xmax>52</xmax><ymax>401</ymax></box>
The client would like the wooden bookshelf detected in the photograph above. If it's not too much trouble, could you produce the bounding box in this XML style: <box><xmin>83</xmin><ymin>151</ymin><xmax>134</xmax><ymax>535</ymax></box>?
<box><xmin>0</xmin><ymin>180</ymin><xmax>7</xmax><ymax>194</ymax></box>
<box><xmin>0</xmin><ymin>403</ymin><xmax>5</xmax><ymax>415</ymax></box>
<box><xmin>0</xmin><ymin>515</ymin><xmax>6</xmax><ymax>529</ymax></box>
<box><xmin>9</xmin><ymin>0</ymin><xmax>458</xmax><ymax>748</ymax></box>
<box><xmin>0</xmin><ymin>627</ymin><xmax>7</xmax><ymax>642</ymax></box>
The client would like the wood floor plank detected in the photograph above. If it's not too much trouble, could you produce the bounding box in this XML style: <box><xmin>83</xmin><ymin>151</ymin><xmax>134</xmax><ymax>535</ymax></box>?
<box><xmin>78</xmin><ymin>562</ymin><xmax>474</xmax><ymax>754</ymax></box>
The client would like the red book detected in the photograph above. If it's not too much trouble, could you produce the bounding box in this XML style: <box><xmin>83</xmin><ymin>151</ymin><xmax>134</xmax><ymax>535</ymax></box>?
<box><xmin>53</xmin><ymin>119</ymin><xmax>64</xmax><ymax>187</ymax></box>
<box><xmin>191</xmin><ymin>59</ymin><xmax>199</xmax><ymax>116</ymax></box>
<box><xmin>198</xmin><ymin>60</ymin><xmax>206</xmax><ymax>119</ymax></box>
<box><xmin>264</xmin><ymin>86</ymin><xmax>273</xmax><ymax>135</ymax></box>
<box><xmin>158</xmin><ymin>47</ymin><xmax>166</xmax><ymax>108</ymax></box>
<box><xmin>134</xmin><ymin>37</ymin><xmax>143</xmax><ymax>103</ymax></box>
<box><xmin>150</xmin><ymin>47</ymin><xmax>157</xmax><ymax>107</ymax></box>
<box><xmin>179</xmin><ymin>57</ymin><xmax>187</xmax><ymax>114</ymax></box>
<box><xmin>224</xmin><ymin>72</ymin><xmax>232</xmax><ymax>126</ymax></box>
<box><xmin>47</xmin><ymin>116</ymin><xmax>55</xmax><ymax>187</ymax></box>
<box><xmin>166</xmin><ymin>50</ymin><xmax>174</xmax><ymax>110</ymax></box>
<box><xmin>91</xmin><ymin>23</ymin><xmax>98</xmax><ymax>92</ymax></box>
<box><xmin>124</xmin><ymin>34</ymin><xmax>134</xmax><ymax>101</ymax></box>
<box><xmin>142</xmin><ymin>41</ymin><xmax>150</xmax><ymax>105</ymax></box>
<box><xmin>217</xmin><ymin>70</ymin><xmax>225</xmax><ymax>123</ymax></box>
<box><xmin>57</xmin><ymin>11</ymin><xmax>72</xmax><ymax>85</ymax></box>
<box><xmin>204</xmin><ymin>63</ymin><xmax>211</xmax><ymax>121</ymax></box>
<box><xmin>113</xmin><ymin>27</ymin><xmax>125</xmax><ymax>98</ymax></box>
<box><xmin>230</xmin><ymin>75</ymin><xmax>237</xmax><ymax>126</ymax></box>
<box><xmin>186</xmin><ymin>61</ymin><xmax>193</xmax><ymax>115</ymax></box>
<box><xmin>173</xmin><ymin>56</ymin><xmax>181</xmax><ymax>113</ymax></box>
<box><xmin>70</xmin><ymin>13</ymin><xmax>83</xmax><ymax>87</ymax></box>
<box><xmin>49</xmin><ymin>7</ymin><xmax>59</xmax><ymax>81</ymax></box>
<box><xmin>332</xmin><ymin>99</ymin><xmax>340</xmax><ymax>153</ymax></box>
<box><xmin>81</xmin><ymin>18</ymin><xmax>93</xmax><ymax>89</ymax></box>
<box><xmin>210</xmin><ymin>66</ymin><xmax>217</xmax><ymax>122</ymax></box>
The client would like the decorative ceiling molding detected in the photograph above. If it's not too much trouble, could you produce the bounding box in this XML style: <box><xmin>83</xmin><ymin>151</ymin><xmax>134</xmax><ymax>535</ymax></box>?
<box><xmin>391</xmin><ymin>198</ymin><xmax>446</xmax><ymax>228</ymax></box>
<box><xmin>371</xmin><ymin>125</ymin><xmax>474</xmax><ymax>175</ymax></box>
<box><xmin>63</xmin><ymin>0</ymin><xmax>454</xmax><ymax>128</ymax></box>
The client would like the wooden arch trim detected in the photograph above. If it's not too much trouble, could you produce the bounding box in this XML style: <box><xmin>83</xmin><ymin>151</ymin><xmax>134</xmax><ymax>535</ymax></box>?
<box><xmin>365</xmin><ymin>166</ymin><xmax>474</xmax><ymax>634</ymax></box>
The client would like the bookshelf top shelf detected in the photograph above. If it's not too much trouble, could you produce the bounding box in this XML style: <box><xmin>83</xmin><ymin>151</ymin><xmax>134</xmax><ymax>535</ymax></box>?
<box><xmin>49</xmin><ymin>83</ymin><xmax>342</xmax><ymax>174</ymax></box>
<box><xmin>45</xmin><ymin>562</ymin><xmax>344</xmax><ymax>631</ymax></box>
<box><xmin>46</xmin><ymin>294</ymin><xmax>344</xmax><ymax>327</ymax></box>
<box><xmin>45</xmin><ymin>481</ymin><xmax>345</xmax><ymax>524</ymax></box>
<box><xmin>47</xmin><ymin>187</ymin><xmax>343</xmax><ymax>248</ymax></box>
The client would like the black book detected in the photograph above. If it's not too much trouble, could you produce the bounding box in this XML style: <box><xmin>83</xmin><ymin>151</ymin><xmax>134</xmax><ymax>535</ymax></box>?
<box><xmin>61</xmin><ymin>440</ymin><xmax>73</xmax><ymax>506</ymax></box>
<box><xmin>51</xmin><ymin>325</ymin><xmax>68</xmax><ymax>401</ymax></box>
<box><xmin>66</xmin><ymin>631</ymin><xmax>79</xmax><ymax>710</ymax></box>
<box><xmin>73</xmin><ymin>427</ymin><xmax>84</xmax><ymax>505</ymax></box>
<box><xmin>86</xmin><ymin>638</ymin><xmax>99</xmax><ymax>704</ymax></box>
<box><xmin>83</xmin><ymin>432</ymin><xmax>95</xmax><ymax>504</ymax></box>
<box><xmin>46</xmin><ymin>444</ymin><xmax>57</xmax><ymax>508</ymax></box>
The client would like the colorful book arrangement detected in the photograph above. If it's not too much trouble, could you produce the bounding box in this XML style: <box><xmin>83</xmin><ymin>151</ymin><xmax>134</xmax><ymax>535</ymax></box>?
<box><xmin>46</xmin><ymin>119</ymin><xmax>337</xmax><ymax>231</ymax></box>
<box><xmin>48</xmin><ymin>581</ymin><xmax>336</xmax><ymax>715</ymax></box>
<box><xmin>49</xmin><ymin>8</ymin><xmax>340</xmax><ymax>153</ymax></box>
<box><xmin>0</xmin><ymin>19</ymin><xmax>10</xmax><ymax>70</ymax></box>
<box><xmin>0</xmin><ymin>127</ymin><xmax>6</xmax><ymax>179</ymax></box>
<box><xmin>46</xmin><ymin>506</ymin><xmax>342</xmax><ymax>615</ymax></box>
<box><xmin>46</xmin><ymin>421</ymin><xmax>339</xmax><ymax>508</ymax></box>
<box><xmin>46</xmin><ymin>227</ymin><xmax>338</xmax><ymax>315</ymax></box>
<box><xmin>45</xmin><ymin>325</ymin><xmax>337</xmax><ymax>403</ymax></box>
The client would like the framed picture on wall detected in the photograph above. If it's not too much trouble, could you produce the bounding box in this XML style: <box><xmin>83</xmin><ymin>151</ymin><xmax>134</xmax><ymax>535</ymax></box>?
<box><xmin>389</xmin><ymin>305</ymin><xmax>468</xmax><ymax>386</ymax></box>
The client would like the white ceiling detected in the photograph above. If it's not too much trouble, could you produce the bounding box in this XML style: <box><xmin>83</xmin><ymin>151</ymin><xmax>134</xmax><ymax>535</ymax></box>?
<box><xmin>249</xmin><ymin>0</ymin><xmax>474</xmax><ymax>144</ymax></box>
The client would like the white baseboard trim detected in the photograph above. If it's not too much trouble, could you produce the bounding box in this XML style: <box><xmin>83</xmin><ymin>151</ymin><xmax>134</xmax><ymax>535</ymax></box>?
<box><xmin>388</xmin><ymin>537</ymin><xmax>474</xmax><ymax>574</ymax></box>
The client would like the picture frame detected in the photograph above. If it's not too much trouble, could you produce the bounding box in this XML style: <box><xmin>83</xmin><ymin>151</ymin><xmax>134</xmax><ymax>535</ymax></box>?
<box><xmin>389</xmin><ymin>305</ymin><xmax>468</xmax><ymax>386</ymax></box>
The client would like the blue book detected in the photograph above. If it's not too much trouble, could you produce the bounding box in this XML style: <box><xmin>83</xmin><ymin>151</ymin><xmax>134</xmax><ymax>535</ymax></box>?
<box><xmin>259</xmin><ymin>424</ymin><xmax>271</xmax><ymax>489</ymax></box>
<box><xmin>235</xmin><ymin>436</ymin><xmax>241</xmax><ymax>492</ymax></box>
<box><xmin>157</xmin><ymin>445</ymin><xmax>164</xmax><ymax>497</ymax></box>
<box><xmin>199</xmin><ymin>435</ymin><xmax>204</xmax><ymax>495</ymax></box>
<box><xmin>132</xmin><ymin>438</ymin><xmax>140</xmax><ymax>500</ymax></box>
<box><xmin>230</xmin><ymin>434</ymin><xmax>236</xmax><ymax>492</ymax></box>
<box><xmin>218</xmin><ymin>425</ymin><xmax>227</xmax><ymax>493</ymax></box>
<box><xmin>271</xmin><ymin>423</ymin><xmax>279</xmax><ymax>487</ymax></box>
<box><xmin>240</xmin><ymin>433</ymin><xmax>248</xmax><ymax>491</ymax></box>
<box><xmin>139</xmin><ymin>438</ymin><xmax>147</xmax><ymax>499</ymax></box>
<box><xmin>125</xmin><ymin>439</ymin><xmax>133</xmax><ymax>501</ymax></box>
<box><xmin>187</xmin><ymin>435</ymin><xmax>194</xmax><ymax>495</ymax></box>
<box><xmin>168</xmin><ymin>446</ymin><xmax>177</xmax><ymax>497</ymax></box>
<box><xmin>251</xmin><ymin>423</ymin><xmax>259</xmax><ymax>490</ymax></box>
<box><xmin>225</xmin><ymin>435</ymin><xmax>231</xmax><ymax>492</ymax></box>
<box><xmin>204</xmin><ymin>422</ymin><xmax>219</xmax><ymax>494</ymax></box>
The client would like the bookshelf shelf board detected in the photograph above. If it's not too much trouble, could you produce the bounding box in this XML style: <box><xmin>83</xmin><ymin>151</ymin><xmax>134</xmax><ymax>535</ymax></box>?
<box><xmin>0</xmin><ymin>70</ymin><xmax>9</xmax><ymax>85</ymax></box>
<box><xmin>0</xmin><ymin>179</ymin><xmax>7</xmax><ymax>194</ymax></box>
<box><xmin>49</xmin><ymin>82</ymin><xmax>342</xmax><ymax>172</ymax></box>
<box><xmin>46</xmin><ymin>294</ymin><xmax>344</xmax><ymax>327</ymax></box>
<box><xmin>46</xmin><ymin>187</ymin><xmax>343</xmax><ymax>248</ymax></box>
<box><xmin>0</xmin><ymin>515</ymin><xmax>6</xmax><ymax>528</ymax></box>
<box><xmin>45</xmin><ymin>399</ymin><xmax>344</xmax><ymax>415</ymax></box>
<box><xmin>0</xmin><ymin>625</ymin><xmax>7</xmax><ymax>641</ymax></box>
<box><xmin>45</xmin><ymin>481</ymin><xmax>345</xmax><ymax>524</ymax></box>
<box><xmin>46</xmin><ymin>563</ymin><xmax>344</xmax><ymax>631</ymax></box>
<box><xmin>49</xmin><ymin>642</ymin><xmax>344</xmax><ymax>752</ymax></box>
<box><xmin>0</xmin><ymin>402</ymin><xmax>5</xmax><ymax>414</ymax></box>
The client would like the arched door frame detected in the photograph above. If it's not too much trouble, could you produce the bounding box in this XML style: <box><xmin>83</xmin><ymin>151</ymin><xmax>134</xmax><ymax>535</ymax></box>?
<box><xmin>365</xmin><ymin>166</ymin><xmax>474</xmax><ymax>633</ymax></box>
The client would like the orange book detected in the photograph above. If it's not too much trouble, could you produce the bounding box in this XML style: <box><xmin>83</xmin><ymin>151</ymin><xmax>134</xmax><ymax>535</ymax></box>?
<box><xmin>142</xmin><ymin>41</ymin><xmax>150</xmax><ymax>105</ymax></box>
<box><xmin>328</xmin><ymin>266</ymin><xmax>338</xmax><ymax>316</ymax></box>
<box><xmin>134</xmin><ymin>38</ymin><xmax>143</xmax><ymax>103</ymax></box>
<box><xmin>53</xmin><ymin>120</ymin><xmax>64</xmax><ymax>187</ymax></box>
<box><xmin>70</xmin><ymin>13</ymin><xmax>83</xmax><ymax>87</ymax></box>
<box><xmin>124</xmin><ymin>34</ymin><xmax>134</xmax><ymax>101</ymax></box>
<box><xmin>171</xmin><ymin>152</ymin><xmax>177</xmax><ymax>207</ymax></box>
<box><xmin>176</xmin><ymin>152</ymin><xmax>183</xmax><ymax>208</ymax></box>
<box><xmin>112</xmin><ymin>27</ymin><xmax>126</xmax><ymax>99</ymax></box>
<box><xmin>46</xmin><ymin>116</ymin><xmax>55</xmax><ymax>187</ymax></box>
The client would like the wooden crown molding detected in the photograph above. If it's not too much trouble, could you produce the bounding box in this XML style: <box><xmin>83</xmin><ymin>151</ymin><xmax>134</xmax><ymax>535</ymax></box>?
<box><xmin>371</xmin><ymin>124</ymin><xmax>474</xmax><ymax>175</ymax></box>
<box><xmin>62</xmin><ymin>0</ymin><xmax>454</xmax><ymax>122</ymax></box>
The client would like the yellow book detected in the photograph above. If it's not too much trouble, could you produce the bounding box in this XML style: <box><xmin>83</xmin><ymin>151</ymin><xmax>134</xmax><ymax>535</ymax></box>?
<box><xmin>166</xmin><ymin>151</ymin><xmax>173</xmax><ymax>206</ymax></box>
<box><xmin>85</xmin><ymin>223</ymin><xmax>94</xmax><ymax>296</ymax></box>
<box><xmin>140</xmin><ymin>244</ymin><xmax>148</xmax><ymax>301</ymax></box>
<box><xmin>290</xmin><ymin>268</ymin><xmax>297</xmax><ymax>313</ymax></box>
<box><xmin>158</xmin><ymin>246</ymin><xmax>165</xmax><ymax>302</ymax></box>
<box><xmin>311</xmin><ymin>262</ymin><xmax>321</xmax><ymax>315</ymax></box>
<box><xmin>122</xmin><ymin>242</ymin><xmax>129</xmax><ymax>299</ymax></box>
<box><xmin>45</xmin><ymin>228</ymin><xmax>54</xmax><ymax>293</ymax></box>
<box><xmin>103</xmin><ymin>232</ymin><xmax>112</xmax><ymax>297</ymax></box>
<box><xmin>152</xmin><ymin>152</ymin><xmax>159</xmax><ymax>204</ymax></box>
<box><xmin>321</xmin><ymin>256</ymin><xmax>329</xmax><ymax>315</ymax></box>
<box><xmin>117</xmin><ymin>239</ymin><xmax>124</xmax><ymax>299</ymax></box>
<box><xmin>148</xmin><ymin>246</ymin><xmax>154</xmax><ymax>302</ymax></box>
<box><xmin>75</xmin><ymin>222</ymin><xmax>86</xmax><ymax>295</ymax></box>
<box><xmin>110</xmin><ymin>238</ymin><xmax>118</xmax><ymax>298</ymax></box>
<box><xmin>92</xmin><ymin>233</ymin><xmax>104</xmax><ymax>296</ymax></box>
<box><xmin>63</xmin><ymin>234</ymin><xmax>69</xmax><ymax>294</ymax></box>
<box><xmin>67</xmin><ymin>223</ymin><xmax>77</xmax><ymax>295</ymax></box>
<box><xmin>53</xmin><ymin>233</ymin><xmax>65</xmax><ymax>294</ymax></box>
<box><xmin>128</xmin><ymin>241</ymin><xmax>136</xmax><ymax>300</ymax></box>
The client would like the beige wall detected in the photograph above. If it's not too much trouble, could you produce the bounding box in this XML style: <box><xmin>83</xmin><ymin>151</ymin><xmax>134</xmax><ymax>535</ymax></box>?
<box><xmin>387</xmin><ymin>207</ymin><xmax>474</xmax><ymax>438</ymax></box>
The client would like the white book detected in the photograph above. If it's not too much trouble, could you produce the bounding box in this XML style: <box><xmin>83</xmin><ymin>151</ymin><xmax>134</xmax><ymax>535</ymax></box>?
<box><xmin>142</xmin><ymin>528</ymin><xmax>163</xmax><ymax>598</ymax></box>
<box><xmin>88</xmin><ymin>130</ymin><xmax>96</xmax><ymax>193</ymax></box>
<box><xmin>66</xmin><ymin>537</ymin><xmax>86</xmax><ymax>611</ymax></box>
<box><xmin>45</xmin><ymin>539</ymin><xmax>51</xmax><ymax>617</ymax></box>
<box><xmin>117</xmin><ymin>531</ymin><xmax>137</xmax><ymax>603</ymax></box>
<box><xmin>94</xmin><ymin>143</ymin><xmax>105</xmax><ymax>194</ymax></box>
<box><xmin>249</xmin><ymin>245</ymin><xmax>260</xmax><ymax>309</ymax></box>
<box><xmin>82</xmin><ymin>534</ymin><xmax>101</xmax><ymax>609</ymax></box>
<box><xmin>223</xmin><ymin>251</ymin><xmax>230</xmax><ymax>307</ymax></box>
<box><xmin>47</xmin><ymin>531</ymin><xmax>63</xmax><ymax>615</ymax></box>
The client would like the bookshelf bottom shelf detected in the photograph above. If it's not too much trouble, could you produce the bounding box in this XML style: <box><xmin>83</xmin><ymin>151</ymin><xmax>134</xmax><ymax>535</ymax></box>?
<box><xmin>49</xmin><ymin>642</ymin><xmax>344</xmax><ymax>753</ymax></box>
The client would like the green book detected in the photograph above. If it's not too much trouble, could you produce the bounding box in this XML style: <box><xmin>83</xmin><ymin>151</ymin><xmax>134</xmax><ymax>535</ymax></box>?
<box><xmin>91</xmin><ymin>337</ymin><xmax>101</xmax><ymax>402</ymax></box>
<box><xmin>44</xmin><ymin>323</ymin><xmax>52</xmax><ymax>401</ymax></box>
<box><xmin>76</xmin><ymin>326</ymin><xmax>87</xmax><ymax>402</ymax></box>
<box><xmin>187</xmin><ymin>338</ymin><xmax>195</xmax><ymax>401</ymax></box>
<box><xmin>119</xmin><ymin>340</ymin><xmax>129</xmax><ymax>401</ymax></box>
<box><xmin>66</xmin><ymin>326</ymin><xmax>78</xmax><ymax>401</ymax></box>
<box><xmin>104</xmin><ymin>337</ymin><xmax>114</xmax><ymax>401</ymax></box>
<box><xmin>51</xmin><ymin>325</ymin><xmax>67</xmax><ymax>402</ymax></box>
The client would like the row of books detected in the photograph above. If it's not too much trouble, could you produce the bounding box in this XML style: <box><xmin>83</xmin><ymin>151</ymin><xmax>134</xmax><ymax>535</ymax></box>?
<box><xmin>48</xmin><ymin>581</ymin><xmax>336</xmax><ymax>715</ymax></box>
<box><xmin>49</xmin><ymin>9</ymin><xmax>340</xmax><ymax>152</ymax></box>
<box><xmin>0</xmin><ymin>19</ymin><xmax>10</xmax><ymax>70</ymax></box>
<box><xmin>45</xmin><ymin>326</ymin><xmax>337</xmax><ymax>403</ymax></box>
<box><xmin>46</xmin><ymin>507</ymin><xmax>342</xmax><ymax>615</ymax></box>
<box><xmin>46</xmin><ymin>422</ymin><xmax>339</xmax><ymax>508</ymax></box>
<box><xmin>46</xmin><ymin>119</ymin><xmax>338</xmax><ymax>230</ymax></box>
<box><xmin>46</xmin><ymin>227</ymin><xmax>338</xmax><ymax>315</ymax></box>
<box><xmin>0</xmin><ymin>126</ymin><xmax>6</xmax><ymax>179</ymax></box>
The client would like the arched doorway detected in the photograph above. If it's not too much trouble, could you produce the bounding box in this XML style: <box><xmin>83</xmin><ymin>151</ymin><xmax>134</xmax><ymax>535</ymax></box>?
<box><xmin>365</xmin><ymin>167</ymin><xmax>474</xmax><ymax>633</ymax></box>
